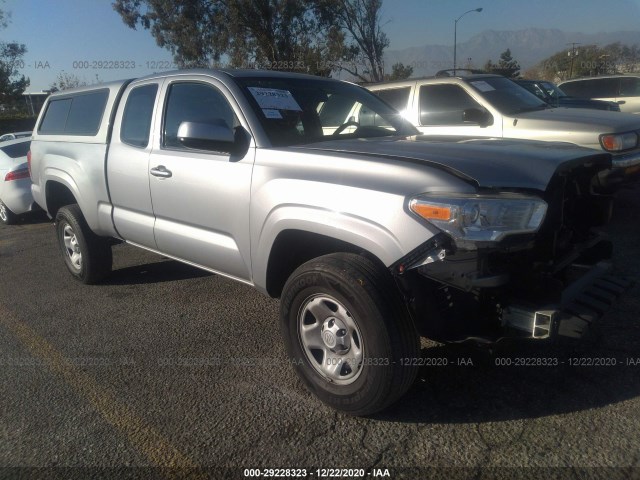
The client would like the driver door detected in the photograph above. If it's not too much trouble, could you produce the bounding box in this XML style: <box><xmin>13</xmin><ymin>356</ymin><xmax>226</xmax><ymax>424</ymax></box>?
<box><xmin>148</xmin><ymin>79</ymin><xmax>255</xmax><ymax>282</ymax></box>
<box><xmin>415</xmin><ymin>84</ymin><xmax>502</xmax><ymax>138</ymax></box>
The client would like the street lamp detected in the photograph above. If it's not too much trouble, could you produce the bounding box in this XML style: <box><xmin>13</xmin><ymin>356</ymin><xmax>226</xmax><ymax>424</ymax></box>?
<box><xmin>453</xmin><ymin>7</ymin><xmax>482</xmax><ymax>76</ymax></box>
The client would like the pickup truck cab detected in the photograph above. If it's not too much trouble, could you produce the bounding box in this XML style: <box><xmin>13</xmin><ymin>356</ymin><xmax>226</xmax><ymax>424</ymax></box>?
<box><xmin>29</xmin><ymin>69</ymin><xmax>626</xmax><ymax>415</ymax></box>
<box><xmin>367</xmin><ymin>74</ymin><xmax>640</xmax><ymax>189</ymax></box>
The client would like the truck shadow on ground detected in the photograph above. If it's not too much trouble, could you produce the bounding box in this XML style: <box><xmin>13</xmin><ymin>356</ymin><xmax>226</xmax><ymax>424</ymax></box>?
<box><xmin>106</xmin><ymin>259</ymin><xmax>212</xmax><ymax>285</ymax></box>
<box><xmin>378</xmin><ymin>304</ymin><xmax>640</xmax><ymax>424</ymax></box>
<box><xmin>8</xmin><ymin>209</ymin><xmax>50</xmax><ymax>225</ymax></box>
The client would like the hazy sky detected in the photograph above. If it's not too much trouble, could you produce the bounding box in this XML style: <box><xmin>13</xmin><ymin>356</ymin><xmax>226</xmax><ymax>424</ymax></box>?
<box><xmin>3</xmin><ymin>0</ymin><xmax>640</xmax><ymax>91</ymax></box>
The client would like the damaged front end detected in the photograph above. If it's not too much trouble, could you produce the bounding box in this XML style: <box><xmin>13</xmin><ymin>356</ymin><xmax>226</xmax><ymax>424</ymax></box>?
<box><xmin>393</xmin><ymin>153</ymin><xmax>631</xmax><ymax>343</ymax></box>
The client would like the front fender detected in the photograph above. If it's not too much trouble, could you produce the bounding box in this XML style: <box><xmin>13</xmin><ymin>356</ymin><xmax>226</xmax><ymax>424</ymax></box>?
<box><xmin>252</xmin><ymin>202</ymin><xmax>436</xmax><ymax>294</ymax></box>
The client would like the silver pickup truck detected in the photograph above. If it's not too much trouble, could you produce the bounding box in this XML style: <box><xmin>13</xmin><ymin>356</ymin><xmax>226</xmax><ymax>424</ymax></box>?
<box><xmin>29</xmin><ymin>69</ymin><xmax>626</xmax><ymax>415</ymax></box>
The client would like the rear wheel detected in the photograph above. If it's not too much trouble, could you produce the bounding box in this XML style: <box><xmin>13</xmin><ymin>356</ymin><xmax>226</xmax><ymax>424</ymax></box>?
<box><xmin>280</xmin><ymin>253</ymin><xmax>420</xmax><ymax>415</ymax></box>
<box><xmin>0</xmin><ymin>200</ymin><xmax>18</xmax><ymax>225</ymax></box>
<box><xmin>55</xmin><ymin>204</ymin><xmax>112</xmax><ymax>284</ymax></box>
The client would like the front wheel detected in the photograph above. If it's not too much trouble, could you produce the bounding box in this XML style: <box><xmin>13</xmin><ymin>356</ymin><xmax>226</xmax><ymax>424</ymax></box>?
<box><xmin>280</xmin><ymin>253</ymin><xmax>420</xmax><ymax>416</ymax></box>
<box><xmin>55</xmin><ymin>204</ymin><xmax>112</xmax><ymax>284</ymax></box>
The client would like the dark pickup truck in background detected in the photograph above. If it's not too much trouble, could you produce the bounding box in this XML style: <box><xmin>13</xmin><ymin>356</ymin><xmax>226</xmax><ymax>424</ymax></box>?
<box><xmin>515</xmin><ymin>79</ymin><xmax>621</xmax><ymax>111</ymax></box>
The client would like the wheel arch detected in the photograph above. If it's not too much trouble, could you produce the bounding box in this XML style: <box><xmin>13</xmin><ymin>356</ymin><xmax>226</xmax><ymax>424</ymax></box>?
<box><xmin>45</xmin><ymin>178</ymin><xmax>79</xmax><ymax>219</ymax></box>
<box><xmin>264</xmin><ymin>228</ymin><xmax>396</xmax><ymax>298</ymax></box>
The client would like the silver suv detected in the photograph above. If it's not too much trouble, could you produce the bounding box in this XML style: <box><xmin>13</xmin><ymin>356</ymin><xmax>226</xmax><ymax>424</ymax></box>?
<box><xmin>368</xmin><ymin>74</ymin><xmax>640</xmax><ymax>188</ymax></box>
<box><xmin>559</xmin><ymin>74</ymin><xmax>640</xmax><ymax>114</ymax></box>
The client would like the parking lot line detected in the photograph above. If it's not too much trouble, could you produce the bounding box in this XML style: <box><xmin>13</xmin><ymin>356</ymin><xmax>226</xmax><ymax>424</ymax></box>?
<box><xmin>0</xmin><ymin>305</ymin><xmax>201</xmax><ymax>475</ymax></box>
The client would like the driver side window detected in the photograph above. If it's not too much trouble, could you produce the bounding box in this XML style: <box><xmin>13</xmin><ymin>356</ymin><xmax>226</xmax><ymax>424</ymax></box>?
<box><xmin>163</xmin><ymin>82</ymin><xmax>238</xmax><ymax>149</ymax></box>
<box><xmin>419</xmin><ymin>84</ymin><xmax>482</xmax><ymax>125</ymax></box>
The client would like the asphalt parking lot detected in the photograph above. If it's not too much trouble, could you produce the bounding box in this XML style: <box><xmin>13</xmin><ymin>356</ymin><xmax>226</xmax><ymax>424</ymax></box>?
<box><xmin>1</xmin><ymin>187</ymin><xmax>639</xmax><ymax>480</ymax></box>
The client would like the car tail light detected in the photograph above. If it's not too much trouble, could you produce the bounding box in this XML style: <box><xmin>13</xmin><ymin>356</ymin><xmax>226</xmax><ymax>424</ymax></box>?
<box><xmin>27</xmin><ymin>150</ymin><xmax>31</xmax><ymax>177</ymax></box>
<box><xmin>5</xmin><ymin>167</ymin><xmax>30</xmax><ymax>181</ymax></box>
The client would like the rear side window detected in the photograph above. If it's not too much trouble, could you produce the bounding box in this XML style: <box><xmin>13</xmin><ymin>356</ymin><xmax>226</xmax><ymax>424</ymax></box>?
<box><xmin>38</xmin><ymin>90</ymin><xmax>109</xmax><ymax>135</ymax></box>
<box><xmin>619</xmin><ymin>77</ymin><xmax>640</xmax><ymax>97</ymax></box>
<box><xmin>562</xmin><ymin>79</ymin><xmax>618</xmax><ymax>98</ymax></box>
<box><xmin>0</xmin><ymin>140</ymin><xmax>30</xmax><ymax>158</ymax></box>
<box><xmin>559</xmin><ymin>81</ymin><xmax>583</xmax><ymax>97</ymax></box>
<box><xmin>374</xmin><ymin>87</ymin><xmax>411</xmax><ymax>111</ymax></box>
<box><xmin>38</xmin><ymin>98</ymin><xmax>72</xmax><ymax>134</ymax></box>
<box><xmin>121</xmin><ymin>84</ymin><xmax>158</xmax><ymax>148</ymax></box>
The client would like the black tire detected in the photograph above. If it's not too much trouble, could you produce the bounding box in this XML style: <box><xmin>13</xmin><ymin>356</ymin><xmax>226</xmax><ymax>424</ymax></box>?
<box><xmin>280</xmin><ymin>252</ymin><xmax>420</xmax><ymax>416</ymax></box>
<box><xmin>0</xmin><ymin>199</ymin><xmax>18</xmax><ymax>225</ymax></box>
<box><xmin>55</xmin><ymin>204</ymin><xmax>112</xmax><ymax>284</ymax></box>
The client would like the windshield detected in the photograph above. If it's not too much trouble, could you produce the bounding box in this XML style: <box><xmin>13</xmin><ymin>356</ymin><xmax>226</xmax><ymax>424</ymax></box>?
<box><xmin>235</xmin><ymin>77</ymin><xmax>418</xmax><ymax>147</ymax></box>
<box><xmin>467</xmin><ymin>77</ymin><xmax>549</xmax><ymax>115</ymax></box>
<box><xmin>541</xmin><ymin>81</ymin><xmax>568</xmax><ymax>98</ymax></box>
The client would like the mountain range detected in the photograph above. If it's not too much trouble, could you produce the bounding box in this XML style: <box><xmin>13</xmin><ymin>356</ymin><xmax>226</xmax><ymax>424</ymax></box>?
<box><xmin>384</xmin><ymin>28</ymin><xmax>640</xmax><ymax>76</ymax></box>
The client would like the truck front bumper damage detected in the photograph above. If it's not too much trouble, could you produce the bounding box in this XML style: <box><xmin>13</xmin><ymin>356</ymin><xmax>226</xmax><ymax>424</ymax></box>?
<box><xmin>391</xmin><ymin>233</ymin><xmax>632</xmax><ymax>343</ymax></box>
<box><xmin>500</xmin><ymin>261</ymin><xmax>631</xmax><ymax>340</ymax></box>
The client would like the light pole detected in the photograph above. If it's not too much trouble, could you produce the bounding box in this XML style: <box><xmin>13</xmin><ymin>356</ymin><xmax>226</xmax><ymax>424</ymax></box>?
<box><xmin>454</xmin><ymin>7</ymin><xmax>482</xmax><ymax>75</ymax></box>
<box><xmin>567</xmin><ymin>42</ymin><xmax>580</xmax><ymax>79</ymax></box>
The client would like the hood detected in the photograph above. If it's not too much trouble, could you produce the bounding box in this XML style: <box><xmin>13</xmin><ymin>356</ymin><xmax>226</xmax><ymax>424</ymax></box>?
<box><xmin>513</xmin><ymin>108</ymin><xmax>640</xmax><ymax>132</ymax></box>
<box><xmin>291</xmin><ymin>136</ymin><xmax>611</xmax><ymax>191</ymax></box>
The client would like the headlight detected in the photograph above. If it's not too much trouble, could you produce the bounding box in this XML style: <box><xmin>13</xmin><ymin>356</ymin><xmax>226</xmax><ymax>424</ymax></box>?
<box><xmin>409</xmin><ymin>193</ymin><xmax>547</xmax><ymax>246</ymax></box>
<box><xmin>600</xmin><ymin>132</ymin><xmax>638</xmax><ymax>152</ymax></box>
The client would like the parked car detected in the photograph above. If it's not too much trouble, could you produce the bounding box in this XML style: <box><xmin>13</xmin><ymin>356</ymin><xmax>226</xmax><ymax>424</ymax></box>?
<box><xmin>559</xmin><ymin>74</ymin><xmax>640</xmax><ymax>114</ymax></box>
<box><xmin>30</xmin><ymin>69</ymin><xmax>625</xmax><ymax>415</ymax></box>
<box><xmin>367</xmin><ymin>74</ymin><xmax>640</xmax><ymax>189</ymax></box>
<box><xmin>0</xmin><ymin>131</ymin><xmax>32</xmax><ymax>142</ymax></box>
<box><xmin>515</xmin><ymin>79</ymin><xmax>620</xmax><ymax>111</ymax></box>
<box><xmin>0</xmin><ymin>137</ymin><xmax>37</xmax><ymax>224</ymax></box>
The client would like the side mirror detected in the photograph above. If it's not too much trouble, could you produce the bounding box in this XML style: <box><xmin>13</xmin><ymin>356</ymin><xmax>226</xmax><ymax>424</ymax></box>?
<box><xmin>463</xmin><ymin>108</ymin><xmax>493</xmax><ymax>128</ymax></box>
<box><xmin>177</xmin><ymin>120</ymin><xmax>236</xmax><ymax>153</ymax></box>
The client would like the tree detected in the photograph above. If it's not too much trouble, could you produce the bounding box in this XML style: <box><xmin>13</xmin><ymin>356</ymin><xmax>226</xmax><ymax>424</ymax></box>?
<box><xmin>0</xmin><ymin>43</ymin><xmax>29</xmax><ymax>98</ymax></box>
<box><xmin>113</xmin><ymin>0</ymin><xmax>396</xmax><ymax>82</ymax></box>
<box><xmin>528</xmin><ymin>42</ymin><xmax>640</xmax><ymax>82</ymax></box>
<box><xmin>316</xmin><ymin>0</ymin><xmax>389</xmax><ymax>82</ymax></box>
<box><xmin>484</xmin><ymin>49</ymin><xmax>520</xmax><ymax>78</ymax></box>
<box><xmin>0</xmin><ymin>5</ymin><xmax>29</xmax><ymax>110</ymax></box>
<box><xmin>384</xmin><ymin>62</ymin><xmax>413</xmax><ymax>81</ymax></box>
<box><xmin>112</xmin><ymin>0</ymin><xmax>344</xmax><ymax>76</ymax></box>
<box><xmin>49</xmin><ymin>72</ymin><xmax>105</xmax><ymax>92</ymax></box>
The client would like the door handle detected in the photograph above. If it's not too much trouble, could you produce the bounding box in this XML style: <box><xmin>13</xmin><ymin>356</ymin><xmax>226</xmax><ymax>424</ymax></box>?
<box><xmin>617</xmin><ymin>100</ymin><xmax>626</xmax><ymax>104</ymax></box>
<box><xmin>150</xmin><ymin>165</ymin><xmax>172</xmax><ymax>178</ymax></box>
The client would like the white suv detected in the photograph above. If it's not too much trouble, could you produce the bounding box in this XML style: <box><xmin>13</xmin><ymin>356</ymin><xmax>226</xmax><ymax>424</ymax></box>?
<box><xmin>367</xmin><ymin>74</ymin><xmax>640</xmax><ymax>188</ymax></box>
<box><xmin>559</xmin><ymin>75</ymin><xmax>640</xmax><ymax>114</ymax></box>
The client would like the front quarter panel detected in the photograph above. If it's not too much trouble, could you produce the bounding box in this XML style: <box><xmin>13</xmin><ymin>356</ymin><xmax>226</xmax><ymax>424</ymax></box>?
<box><xmin>250</xmin><ymin>147</ymin><xmax>476</xmax><ymax>293</ymax></box>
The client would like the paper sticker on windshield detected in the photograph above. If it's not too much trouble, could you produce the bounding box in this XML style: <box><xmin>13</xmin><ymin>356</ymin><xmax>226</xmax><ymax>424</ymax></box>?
<box><xmin>470</xmin><ymin>81</ymin><xmax>495</xmax><ymax>92</ymax></box>
<box><xmin>262</xmin><ymin>109</ymin><xmax>283</xmax><ymax>119</ymax></box>
<box><xmin>248</xmin><ymin>87</ymin><xmax>302</xmax><ymax>111</ymax></box>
